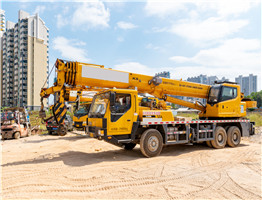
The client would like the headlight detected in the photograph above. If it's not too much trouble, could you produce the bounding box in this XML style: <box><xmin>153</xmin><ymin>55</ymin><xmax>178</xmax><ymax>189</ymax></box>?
<box><xmin>98</xmin><ymin>130</ymin><xmax>104</xmax><ymax>136</ymax></box>
<box><xmin>83</xmin><ymin>121</ymin><xmax>86</xmax><ymax>125</ymax></box>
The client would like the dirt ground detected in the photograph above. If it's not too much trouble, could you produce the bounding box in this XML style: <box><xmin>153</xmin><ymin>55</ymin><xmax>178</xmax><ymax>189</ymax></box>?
<box><xmin>1</xmin><ymin>128</ymin><xmax>261</xmax><ymax>199</ymax></box>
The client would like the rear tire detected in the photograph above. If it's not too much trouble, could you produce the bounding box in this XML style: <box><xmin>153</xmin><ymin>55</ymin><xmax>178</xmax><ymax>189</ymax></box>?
<box><xmin>124</xmin><ymin>143</ymin><xmax>136</xmax><ymax>150</ymax></box>
<box><xmin>227</xmin><ymin>126</ymin><xmax>241</xmax><ymax>147</ymax></box>
<box><xmin>206</xmin><ymin>141</ymin><xmax>213</xmax><ymax>148</ymax></box>
<box><xmin>14</xmin><ymin>132</ymin><xmax>21</xmax><ymax>139</ymax></box>
<box><xmin>211</xmin><ymin>126</ymin><xmax>227</xmax><ymax>149</ymax></box>
<box><xmin>48</xmin><ymin>131</ymin><xmax>52</xmax><ymax>135</ymax></box>
<box><xmin>140</xmin><ymin>129</ymin><xmax>163</xmax><ymax>158</ymax></box>
<box><xmin>58</xmin><ymin>125</ymin><xmax>67</xmax><ymax>136</ymax></box>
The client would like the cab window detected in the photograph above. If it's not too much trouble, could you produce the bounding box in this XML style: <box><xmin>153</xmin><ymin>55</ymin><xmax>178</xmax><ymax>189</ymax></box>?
<box><xmin>111</xmin><ymin>93</ymin><xmax>131</xmax><ymax>122</ymax></box>
<box><xmin>208</xmin><ymin>86</ymin><xmax>220</xmax><ymax>103</ymax></box>
<box><xmin>221</xmin><ymin>87</ymin><xmax>237</xmax><ymax>101</ymax></box>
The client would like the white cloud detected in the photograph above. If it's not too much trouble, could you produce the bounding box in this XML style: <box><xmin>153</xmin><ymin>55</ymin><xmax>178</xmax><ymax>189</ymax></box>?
<box><xmin>114</xmin><ymin>62</ymin><xmax>155</xmax><ymax>76</ymax></box>
<box><xmin>56</xmin><ymin>14</ymin><xmax>68</xmax><ymax>29</ymax></box>
<box><xmin>170</xmin><ymin>38</ymin><xmax>261</xmax><ymax>87</ymax></box>
<box><xmin>170</xmin><ymin>38</ymin><xmax>260</xmax><ymax>68</ymax></box>
<box><xmin>114</xmin><ymin>54</ymin><xmax>261</xmax><ymax>91</ymax></box>
<box><xmin>72</xmin><ymin>1</ymin><xmax>110</xmax><ymax>29</ymax></box>
<box><xmin>195</xmin><ymin>1</ymin><xmax>258</xmax><ymax>17</ymax></box>
<box><xmin>53</xmin><ymin>36</ymin><xmax>90</xmax><ymax>62</ymax></box>
<box><xmin>145</xmin><ymin>0</ymin><xmax>258</xmax><ymax>46</ymax></box>
<box><xmin>170</xmin><ymin>17</ymin><xmax>248</xmax><ymax>44</ymax></box>
<box><xmin>146</xmin><ymin>43</ymin><xmax>161</xmax><ymax>51</ymax></box>
<box><xmin>145</xmin><ymin>0</ymin><xmax>258</xmax><ymax>18</ymax></box>
<box><xmin>117</xmin><ymin>37</ymin><xmax>124</xmax><ymax>42</ymax></box>
<box><xmin>145</xmin><ymin>0</ymin><xmax>187</xmax><ymax>18</ymax></box>
<box><xmin>33</xmin><ymin>5</ymin><xmax>46</xmax><ymax>15</ymax></box>
<box><xmin>117</xmin><ymin>21</ymin><xmax>137</xmax><ymax>30</ymax></box>
<box><xmin>55</xmin><ymin>1</ymin><xmax>110</xmax><ymax>30</ymax></box>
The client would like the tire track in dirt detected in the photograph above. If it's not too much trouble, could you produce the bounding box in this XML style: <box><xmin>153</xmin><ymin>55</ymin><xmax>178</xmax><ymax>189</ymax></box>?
<box><xmin>3</xmin><ymin>149</ymin><xmax>256</xmax><ymax>197</ymax></box>
<box><xmin>224</xmin><ymin>172</ymin><xmax>262</xmax><ymax>199</ymax></box>
<box><xmin>2</xmin><ymin>132</ymin><xmax>261</xmax><ymax>199</ymax></box>
<box><xmin>166</xmin><ymin>150</ymin><xmax>256</xmax><ymax>199</ymax></box>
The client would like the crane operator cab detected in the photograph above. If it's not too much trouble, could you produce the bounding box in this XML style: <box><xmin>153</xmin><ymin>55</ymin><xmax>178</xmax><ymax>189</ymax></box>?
<box><xmin>199</xmin><ymin>82</ymin><xmax>246</xmax><ymax>119</ymax></box>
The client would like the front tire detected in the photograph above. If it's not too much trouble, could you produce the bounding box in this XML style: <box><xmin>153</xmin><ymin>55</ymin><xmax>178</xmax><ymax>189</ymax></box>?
<box><xmin>140</xmin><ymin>129</ymin><xmax>163</xmax><ymax>158</ymax></box>
<box><xmin>227</xmin><ymin>126</ymin><xmax>241</xmax><ymax>147</ymax></box>
<box><xmin>211</xmin><ymin>126</ymin><xmax>227</xmax><ymax>149</ymax></box>
<box><xmin>14</xmin><ymin>132</ymin><xmax>21</xmax><ymax>139</ymax></box>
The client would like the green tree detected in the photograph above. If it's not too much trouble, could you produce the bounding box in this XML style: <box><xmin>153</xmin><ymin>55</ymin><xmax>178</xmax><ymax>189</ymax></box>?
<box><xmin>246</xmin><ymin>90</ymin><xmax>262</xmax><ymax>108</ymax></box>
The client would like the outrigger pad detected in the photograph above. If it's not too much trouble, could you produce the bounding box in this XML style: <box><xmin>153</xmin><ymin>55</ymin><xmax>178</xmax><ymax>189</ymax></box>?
<box><xmin>52</xmin><ymin>102</ymin><xmax>67</xmax><ymax>125</ymax></box>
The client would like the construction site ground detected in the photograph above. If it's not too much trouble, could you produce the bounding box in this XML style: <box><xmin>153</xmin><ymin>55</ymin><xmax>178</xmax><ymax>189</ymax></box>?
<box><xmin>1</xmin><ymin>127</ymin><xmax>261</xmax><ymax>199</ymax></box>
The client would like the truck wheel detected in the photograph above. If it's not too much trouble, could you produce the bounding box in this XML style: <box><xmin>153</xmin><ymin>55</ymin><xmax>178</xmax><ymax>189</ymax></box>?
<box><xmin>58</xmin><ymin>125</ymin><xmax>67</xmax><ymax>136</ymax></box>
<box><xmin>227</xmin><ymin>126</ymin><xmax>241</xmax><ymax>147</ymax></box>
<box><xmin>48</xmin><ymin>131</ymin><xmax>52</xmax><ymax>135</ymax></box>
<box><xmin>206</xmin><ymin>141</ymin><xmax>213</xmax><ymax>148</ymax></box>
<box><xmin>124</xmin><ymin>143</ymin><xmax>136</xmax><ymax>150</ymax></box>
<box><xmin>211</xmin><ymin>126</ymin><xmax>227</xmax><ymax>149</ymax></box>
<box><xmin>140</xmin><ymin>129</ymin><xmax>163</xmax><ymax>158</ymax></box>
<box><xmin>14</xmin><ymin>132</ymin><xmax>21</xmax><ymax>139</ymax></box>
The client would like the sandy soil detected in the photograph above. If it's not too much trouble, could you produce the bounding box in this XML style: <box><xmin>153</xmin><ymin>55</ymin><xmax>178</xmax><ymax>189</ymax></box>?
<box><xmin>1</xmin><ymin>128</ymin><xmax>261</xmax><ymax>199</ymax></box>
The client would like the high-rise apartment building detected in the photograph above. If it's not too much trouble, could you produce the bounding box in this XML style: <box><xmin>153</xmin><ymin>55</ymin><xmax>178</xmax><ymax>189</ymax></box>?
<box><xmin>1</xmin><ymin>10</ymin><xmax>49</xmax><ymax>110</ymax></box>
<box><xmin>0</xmin><ymin>9</ymin><xmax>5</xmax><ymax>33</ymax></box>
<box><xmin>235</xmin><ymin>74</ymin><xmax>257</xmax><ymax>96</ymax></box>
<box><xmin>0</xmin><ymin>9</ymin><xmax>5</xmax><ymax>106</ymax></box>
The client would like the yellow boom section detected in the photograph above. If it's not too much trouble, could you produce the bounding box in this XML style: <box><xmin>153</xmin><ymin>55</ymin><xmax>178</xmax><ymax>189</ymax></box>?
<box><xmin>51</xmin><ymin>59</ymin><xmax>210</xmax><ymax>103</ymax></box>
<box><xmin>41</xmin><ymin>59</ymin><xmax>210</xmax><ymax>113</ymax></box>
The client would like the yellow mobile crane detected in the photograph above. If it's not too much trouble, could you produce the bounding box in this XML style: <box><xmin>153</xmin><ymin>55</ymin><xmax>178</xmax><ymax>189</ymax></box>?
<box><xmin>40</xmin><ymin>59</ymin><xmax>256</xmax><ymax>157</ymax></box>
<box><xmin>72</xmin><ymin>90</ymin><xmax>98</xmax><ymax>129</ymax></box>
<box><xmin>41</xmin><ymin>84</ymin><xmax>100</xmax><ymax>133</ymax></box>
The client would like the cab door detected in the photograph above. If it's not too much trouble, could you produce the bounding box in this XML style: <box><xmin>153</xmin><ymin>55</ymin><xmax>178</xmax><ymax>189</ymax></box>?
<box><xmin>108</xmin><ymin>93</ymin><xmax>134</xmax><ymax>135</ymax></box>
<box><xmin>219</xmin><ymin>86</ymin><xmax>239</xmax><ymax>117</ymax></box>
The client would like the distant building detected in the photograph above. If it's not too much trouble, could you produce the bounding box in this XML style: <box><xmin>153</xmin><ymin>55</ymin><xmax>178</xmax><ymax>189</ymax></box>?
<box><xmin>207</xmin><ymin>76</ymin><xmax>218</xmax><ymax>85</ymax></box>
<box><xmin>187</xmin><ymin>74</ymin><xmax>207</xmax><ymax>84</ymax></box>
<box><xmin>155</xmin><ymin>71</ymin><xmax>170</xmax><ymax>78</ymax></box>
<box><xmin>217</xmin><ymin>76</ymin><xmax>229</xmax><ymax>83</ymax></box>
<box><xmin>1</xmin><ymin>10</ymin><xmax>49</xmax><ymax>110</ymax></box>
<box><xmin>235</xmin><ymin>74</ymin><xmax>257</xmax><ymax>96</ymax></box>
<box><xmin>0</xmin><ymin>9</ymin><xmax>5</xmax><ymax>106</ymax></box>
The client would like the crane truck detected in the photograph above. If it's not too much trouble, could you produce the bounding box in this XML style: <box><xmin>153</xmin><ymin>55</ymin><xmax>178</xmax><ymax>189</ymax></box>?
<box><xmin>40</xmin><ymin>59</ymin><xmax>256</xmax><ymax>157</ymax></box>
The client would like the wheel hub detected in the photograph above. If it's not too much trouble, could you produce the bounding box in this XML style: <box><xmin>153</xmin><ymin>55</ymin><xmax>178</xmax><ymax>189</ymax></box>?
<box><xmin>218</xmin><ymin>134</ymin><xmax>223</xmax><ymax>142</ymax></box>
<box><xmin>148</xmin><ymin>136</ymin><xmax>159</xmax><ymax>152</ymax></box>
<box><xmin>233</xmin><ymin>133</ymin><xmax>238</xmax><ymax>141</ymax></box>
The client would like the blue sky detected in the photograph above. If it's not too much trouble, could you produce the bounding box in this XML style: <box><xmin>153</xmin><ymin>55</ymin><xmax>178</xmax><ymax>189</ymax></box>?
<box><xmin>1</xmin><ymin>0</ymin><xmax>261</xmax><ymax>91</ymax></box>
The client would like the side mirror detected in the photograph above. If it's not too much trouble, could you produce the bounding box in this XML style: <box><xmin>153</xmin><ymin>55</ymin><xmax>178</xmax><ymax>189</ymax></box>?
<box><xmin>110</xmin><ymin>92</ymin><xmax>115</xmax><ymax>107</ymax></box>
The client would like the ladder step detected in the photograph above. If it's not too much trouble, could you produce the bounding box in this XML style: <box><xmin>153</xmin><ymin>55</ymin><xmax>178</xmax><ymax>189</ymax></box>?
<box><xmin>118</xmin><ymin>139</ymin><xmax>132</xmax><ymax>143</ymax></box>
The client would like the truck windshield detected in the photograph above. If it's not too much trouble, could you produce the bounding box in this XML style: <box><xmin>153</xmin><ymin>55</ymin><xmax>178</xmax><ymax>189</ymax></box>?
<box><xmin>208</xmin><ymin>86</ymin><xmax>221</xmax><ymax>104</ymax></box>
<box><xmin>74</xmin><ymin>104</ymin><xmax>91</xmax><ymax>117</ymax></box>
<box><xmin>89</xmin><ymin>92</ymin><xmax>110</xmax><ymax>118</ymax></box>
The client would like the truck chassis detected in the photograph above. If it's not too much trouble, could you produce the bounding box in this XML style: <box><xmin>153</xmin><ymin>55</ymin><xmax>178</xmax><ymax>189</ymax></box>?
<box><xmin>87</xmin><ymin>119</ymin><xmax>255</xmax><ymax>157</ymax></box>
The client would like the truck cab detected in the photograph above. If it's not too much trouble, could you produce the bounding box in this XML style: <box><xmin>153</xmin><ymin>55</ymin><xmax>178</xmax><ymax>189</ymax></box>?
<box><xmin>200</xmin><ymin>83</ymin><xmax>246</xmax><ymax>119</ymax></box>
<box><xmin>87</xmin><ymin>89</ymin><xmax>138</xmax><ymax>142</ymax></box>
<box><xmin>73</xmin><ymin>102</ymin><xmax>91</xmax><ymax>129</ymax></box>
<box><xmin>86</xmin><ymin>89</ymin><xmax>174</xmax><ymax>148</ymax></box>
